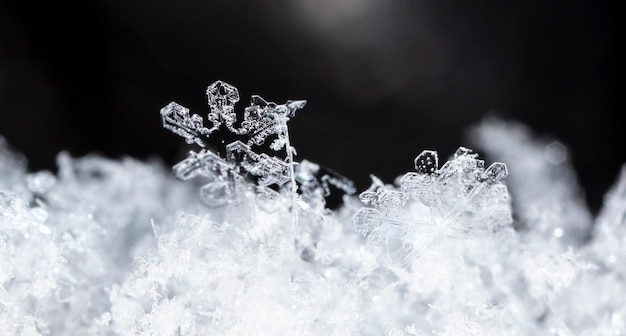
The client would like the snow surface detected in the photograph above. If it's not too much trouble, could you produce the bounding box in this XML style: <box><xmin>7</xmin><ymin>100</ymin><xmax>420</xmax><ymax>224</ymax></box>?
<box><xmin>1</xmin><ymin>117</ymin><xmax>625</xmax><ymax>335</ymax></box>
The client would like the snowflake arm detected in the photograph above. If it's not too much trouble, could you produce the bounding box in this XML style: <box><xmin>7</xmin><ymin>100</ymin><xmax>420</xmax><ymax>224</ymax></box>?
<box><xmin>225</xmin><ymin>141</ymin><xmax>290</xmax><ymax>187</ymax></box>
<box><xmin>160</xmin><ymin>102</ymin><xmax>209</xmax><ymax>147</ymax></box>
<box><xmin>242</xmin><ymin>95</ymin><xmax>306</xmax><ymax>150</ymax></box>
<box><xmin>354</xmin><ymin>176</ymin><xmax>410</xmax><ymax>246</ymax></box>
<box><xmin>206</xmin><ymin>80</ymin><xmax>245</xmax><ymax>135</ymax></box>
<box><xmin>172</xmin><ymin>149</ymin><xmax>235</xmax><ymax>182</ymax></box>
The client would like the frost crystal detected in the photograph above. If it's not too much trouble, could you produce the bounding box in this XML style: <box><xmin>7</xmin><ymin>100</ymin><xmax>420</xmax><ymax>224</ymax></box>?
<box><xmin>354</xmin><ymin>147</ymin><xmax>512</xmax><ymax>262</ymax></box>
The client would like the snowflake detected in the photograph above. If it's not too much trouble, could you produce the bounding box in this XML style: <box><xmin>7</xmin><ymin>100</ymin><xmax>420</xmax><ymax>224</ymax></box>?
<box><xmin>161</xmin><ymin>80</ymin><xmax>304</xmax><ymax>207</ymax></box>
<box><xmin>354</xmin><ymin>147</ymin><xmax>512</xmax><ymax>262</ymax></box>
<box><xmin>161</xmin><ymin>81</ymin><xmax>353</xmax><ymax>212</ymax></box>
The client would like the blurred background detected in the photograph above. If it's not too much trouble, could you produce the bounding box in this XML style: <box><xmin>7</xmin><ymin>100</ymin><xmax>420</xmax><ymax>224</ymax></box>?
<box><xmin>0</xmin><ymin>1</ymin><xmax>619</xmax><ymax>212</ymax></box>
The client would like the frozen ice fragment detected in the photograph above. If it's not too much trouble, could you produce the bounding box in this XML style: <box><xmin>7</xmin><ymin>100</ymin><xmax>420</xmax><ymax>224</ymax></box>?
<box><xmin>481</xmin><ymin>162</ymin><xmax>508</xmax><ymax>183</ymax></box>
<box><xmin>453</xmin><ymin>146</ymin><xmax>476</xmax><ymax>159</ymax></box>
<box><xmin>284</xmin><ymin>100</ymin><xmax>307</xmax><ymax>116</ymax></box>
<box><xmin>295</xmin><ymin>160</ymin><xmax>320</xmax><ymax>187</ymax></box>
<box><xmin>319</xmin><ymin>172</ymin><xmax>356</xmax><ymax>196</ymax></box>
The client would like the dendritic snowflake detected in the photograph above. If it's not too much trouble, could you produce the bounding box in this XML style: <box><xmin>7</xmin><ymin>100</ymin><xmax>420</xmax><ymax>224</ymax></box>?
<box><xmin>160</xmin><ymin>80</ymin><xmax>305</xmax><ymax>208</ymax></box>
<box><xmin>161</xmin><ymin>80</ymin><xmax>354</xmax><ymax>212</ymax></box>
<box><xmin>354</xmin><ymin>147</ymin><xmax>512</xmax><ymax>264</ymax></box>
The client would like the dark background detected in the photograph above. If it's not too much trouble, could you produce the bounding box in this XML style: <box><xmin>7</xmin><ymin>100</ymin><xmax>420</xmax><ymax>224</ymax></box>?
<box><xmin>0</xmin><ymin>1</ymin><xmax>620</xmax><ymax>213</ymax></box>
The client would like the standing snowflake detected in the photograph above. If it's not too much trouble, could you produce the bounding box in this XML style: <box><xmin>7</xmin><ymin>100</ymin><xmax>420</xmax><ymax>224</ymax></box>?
<box><xmin>160</xmin><ymin>81</ymin><xmax>305</xmax><ymax>210</ymax></box>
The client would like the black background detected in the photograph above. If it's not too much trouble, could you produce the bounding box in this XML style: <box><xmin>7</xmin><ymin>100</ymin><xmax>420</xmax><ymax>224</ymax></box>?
<box><xmin>0</xmin><ymin>1</ymin><xmax>620</xmax><ymax>213</ymax></box>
